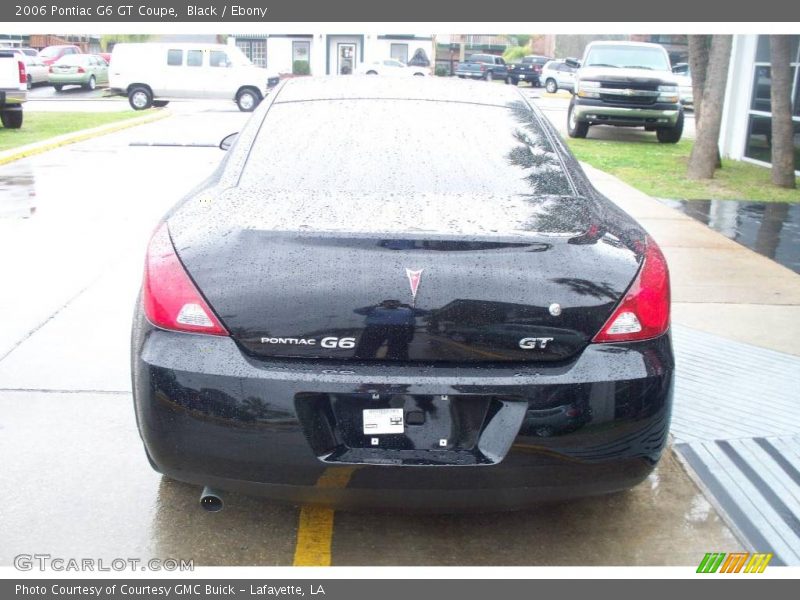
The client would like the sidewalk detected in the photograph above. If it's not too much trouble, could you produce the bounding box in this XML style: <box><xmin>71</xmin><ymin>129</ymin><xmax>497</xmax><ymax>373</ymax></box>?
<box><xmin>584</xmin><ymin>163</ymin><xmax>800</xmax><ymax>565</ymax></box>
<box><xmin>584</xmin><ymin>163</ymin><xmax>800</xmax><ymax>357</ymax></box>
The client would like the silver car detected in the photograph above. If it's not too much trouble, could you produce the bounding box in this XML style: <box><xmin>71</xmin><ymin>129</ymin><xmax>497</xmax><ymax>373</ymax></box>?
<box><xmin>541</xmin><ymin>59</ymin><xmax>577</xmax><ymax>94</ymax></box>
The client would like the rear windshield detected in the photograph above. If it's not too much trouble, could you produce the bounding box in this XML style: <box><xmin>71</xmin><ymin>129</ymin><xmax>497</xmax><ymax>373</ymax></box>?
<box><xmin>240</xmin><ymin>99</ymin><xmax>573</xmax><ymax>197</ymax></box>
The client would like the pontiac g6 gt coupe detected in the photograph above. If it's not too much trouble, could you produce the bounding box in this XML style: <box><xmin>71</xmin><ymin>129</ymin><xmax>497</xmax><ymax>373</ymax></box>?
<box><xmin>131</xmin><ymin>77</ymin><xmax>674</xmax><ymax>511</ymax></box>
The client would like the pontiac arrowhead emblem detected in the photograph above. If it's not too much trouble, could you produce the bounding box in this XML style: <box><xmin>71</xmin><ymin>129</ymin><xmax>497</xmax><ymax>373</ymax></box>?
<box><xmin>405</xmin><ymin>268</ymin><xmax>423</xmax><ymax>305</ymax></box>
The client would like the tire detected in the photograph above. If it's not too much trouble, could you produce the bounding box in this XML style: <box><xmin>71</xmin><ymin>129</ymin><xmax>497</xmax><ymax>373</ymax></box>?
<box><xmin>567</xmin><ymin>100</ymin><xmax>589</xmax><ymax>138</ymax></box>
<box><xmin>545</xmin><ymin>78</ymin><xmax>557</xmax><ymax>94</ymax></box>
<box><xmin>656</xmin><ymin>111</ymin><xmax>684</xmax><ymax>144</ymax></box>
<box><xmin>485</xmin><ymin>71</ymin><xmax>493</xmax><ymax>82</ymax></box>
<box><xmin>366</xmin><ymin>70</ymin><xmax>378</xmax><ymax>75</ymax></box>
<box><xmin>152</xmin><ymin>100</ymin><xmax>169</xmax><ymax>108</ymax></box>
<box><xmin>413</xmin><ymin>72</ymin><xmax>425</xmax><ymax>77</ymax></box>
<box><xmin>504</xmin><ymin>76</ymin><xmax>511</xmax><ymax>85</ymax></box>
<box><xmin>53</xmin><ymin>84</ymin><xmax>63</xmax><ymax>92</ymax></box>
<box><xmin>84</xmin><ymin>75</ymin><xmax>96</xmax><ymax>91</ymax></box>
<box><xmin>0</xmin><ymin>110</ymin><xmax>23</xmax><ymax>129</ymax></box>
<box><xmin>128</xmin><ymin>85</ymin><xmax>153</xmax><ymax>110</ymax></box>
<box><xmin>26</xmin><ymin>75</ymin><xmax>32</xmax><ymax>90</ymax></box>
<box><xmin>236</xmin><ymin>88</ymin><xmax>260</xmax><ymax>112</ymax></box>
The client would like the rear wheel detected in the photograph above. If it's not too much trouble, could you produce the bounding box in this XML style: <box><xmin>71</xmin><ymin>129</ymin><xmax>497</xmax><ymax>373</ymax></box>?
<box><xmin>656</xmin><ymin>111</ymin><xmax>684</xmax><ymax>143</ymax></box>
<box><xmin>366</xmin><ymin>70</ymin><xmax>378</xmax><ymax>75</ymax></box>
<box><xmin>236</xmin><ymin>87</ymin><xmax>261</xmax><ymax>112</ymax></box>
<box><xmin>485</xmin><ymin>71</ymin><xmax>493</xmax><ymax>82</ymax></box>
<box><xmin>84</xmin><ymin>75</ymin><xmax>96</xmax><ymax>91</ymax></box>
<box><xmin>545</xmin><ymin>78</ymin><xmax>557</xmax><ymax>93</ymax></box>
<box><xmin>1</xmin><ymin>110</ymin><xmax>23</xmax><ymax>129</ymax></box>
<box><xmin>53</xmin><ymin>84</ymin><xmax>63</xmax><ymax>92</ymax></box>
<box><xmin>413</xmin><ymin>72</ymin><xmax>425</xmax><ymax>77</ymax></box>
<box><xmin>567</xmin><ymin>101</ymin><xmax>589</xmax><ymax>138</ymax></box>
<box><xmin>26</xmin><ymin>75</ymin><xmax>32</xmax><ymax>90</ymax></box>
<box><xmin>128</xmin><ymin>85</ymin><xmax>153</xmax><ymax>110</ymax></box>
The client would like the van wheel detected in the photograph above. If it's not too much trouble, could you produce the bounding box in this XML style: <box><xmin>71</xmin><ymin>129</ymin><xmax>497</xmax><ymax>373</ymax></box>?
<box><xmin>84</xmin><ymin>76</ymin><xmax>96</xmax><ymax>91</ymax></box>
<box><xmin>366</xmin><ymin>70</ymin><xmax>378</xmax><ymax>75</ymax></box>
<box><xmin>236</xmin><ymin>88</ymin><xmax>260</xmax><ymax>112</ymax></box>
<box><xmin>128</xmin><ymin>86</ymin><xmax>153</xmax><ymax>110</ymax></box>
<box><xmin>567</xmin><ymin>100</ymin><xmax>589</xmax><ymax>138</ymax></box>
<box><xmin>1</xmin><ymin>110</ymin><xmax>23</xmax><ymax>129</ymax></box>
<box><xmin>152</xmin><ymin>100</ymin><xmax>169</xmax><ymax>108</ymax></box>
<box><xmin>546</xmin><ymin>79</ymin><xmax>558</xmax><ymax>93</ymax></box>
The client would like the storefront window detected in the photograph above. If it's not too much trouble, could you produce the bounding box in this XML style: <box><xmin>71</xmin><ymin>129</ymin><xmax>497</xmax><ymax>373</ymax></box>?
<box><xmin>236</xmin><ymin>39</ymin><xmax>266</xmax><ymax>68</ymax></box>
<box><xmin>390</xmin><ymin>43</ymin><xmax>408</xmax><ymax>64</ymax></box>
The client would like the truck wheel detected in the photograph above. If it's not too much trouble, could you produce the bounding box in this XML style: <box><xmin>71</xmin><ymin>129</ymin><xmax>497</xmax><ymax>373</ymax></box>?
<box><xmin>236</xmin><ymin>88</ymin><xmax>261</xmax><ymax>112</ymax></box>
<box><xmin>128</xmin><ymin>85</ymin><xmax>153</xmax><ymax>110</ymax></box>
<box><xmin>567</xmin><ymin>101</ymin><xmax>589</xmax><ymax>138</ymax></box>
<box><xmin>656</xmin><ymin>111</ymin><xmax>684</xmax><ymax>143</ymax></box>
<box><xmin>485</xmin><ymin>71</ymin><xmax>493</xmax><ymax>82</ymax></box>
<box><xmin>1</xmin><ymin>110</ymin><xmax>23</xmax><ymax>129</ymax></box>
<box><xmin>545</xmin><ymin>79</ymin><xmax>558</xmax><ymax>93</ymax></box>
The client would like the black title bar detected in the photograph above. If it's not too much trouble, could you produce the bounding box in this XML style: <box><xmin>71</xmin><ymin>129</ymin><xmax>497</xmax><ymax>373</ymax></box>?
<box><xmin>2</xmin><ymin>0</ymin><xmax>799</xmax><ymax>22</ymax></box>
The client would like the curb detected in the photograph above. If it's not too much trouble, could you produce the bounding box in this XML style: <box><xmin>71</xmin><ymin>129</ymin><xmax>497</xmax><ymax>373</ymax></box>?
<box><xmin>0</xmin><ymin>109</ymin><xmax>171</xmax><ymax>166</ymax></box>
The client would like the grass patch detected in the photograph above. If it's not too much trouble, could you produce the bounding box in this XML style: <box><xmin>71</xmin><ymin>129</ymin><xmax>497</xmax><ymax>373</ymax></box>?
<box><xmin>0</xmin><ymin>111</ymin><xmax>147</xmax><ymax>153</ymax></box>
<box><xmin>565</xmin><ymin>138</ymin><xmax>800</xmax><ymax>202</ymax></box>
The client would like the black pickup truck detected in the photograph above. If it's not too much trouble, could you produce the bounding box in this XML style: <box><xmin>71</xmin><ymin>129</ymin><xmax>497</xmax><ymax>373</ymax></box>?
<box><xmin>507</xmin><ymin>55</ymin><xmax>550</xmax><ymax>86</ymax></box>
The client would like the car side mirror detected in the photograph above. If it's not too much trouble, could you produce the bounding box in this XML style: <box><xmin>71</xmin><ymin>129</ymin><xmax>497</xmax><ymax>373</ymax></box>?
<box><xmin>565</xmin><ymin>58</ymin><xmax>580</xmax><ymax>68</ymax></box>
<box><xmin>219</xmin><ymin>132</ymin><xmax>238</xmax><ymax>151</ymax></box>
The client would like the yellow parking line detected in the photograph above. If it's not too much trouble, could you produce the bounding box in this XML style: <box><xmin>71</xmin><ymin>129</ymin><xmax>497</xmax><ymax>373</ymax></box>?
<box><xmin>292</xmin><ymin>467</ymin><xmax>356</xmax><ymax>566</ymax></box>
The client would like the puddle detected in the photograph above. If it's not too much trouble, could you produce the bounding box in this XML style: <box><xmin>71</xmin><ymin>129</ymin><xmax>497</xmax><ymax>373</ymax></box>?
<box><xmin>660</xmin><ymin>199</ymin><xmax>800</xmax><ymax>274</ymax></box>
<box><xmin>0</xmin><ymin>165</ymin><xmax>36</xmax><ymax>219</ymax></box>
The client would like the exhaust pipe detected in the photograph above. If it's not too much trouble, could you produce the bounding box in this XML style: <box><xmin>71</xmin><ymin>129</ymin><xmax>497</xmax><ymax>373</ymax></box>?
<box><xmin>199</xmin><ymin>486</ymin><xmax>224</xmax><ymax>512</ymax></box>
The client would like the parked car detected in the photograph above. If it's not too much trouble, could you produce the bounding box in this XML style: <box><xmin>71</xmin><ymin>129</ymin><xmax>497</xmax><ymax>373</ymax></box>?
<box><xmin>17</xmin><ymin>47</ymin><xmax>39</xmax><ymax>57</ymax></box>
<box><xmin>672</xmin><ymin>63</ymin><xmax>694</xmax><ymax>109</ymax></box>
<box><xmin>541</xmin><ymin>59</ymin><xmax>577</xmax><ymax>94</ymax></box>
<box><xmin>38</xmin><ymin>44</ymin><xmax>82</xmax><ymax>66</ymax></box>
<box><xmin>0</xmin><ymin>48</ymin><xmax>26</xmax><ymax>128</ymax></box>
<box><xmin>109</xmin><ymin>42</ymin><xmax>280</xmax><ymax>111</ymax></box>
<box><xmin>48</xmin><ymin>54</ymin><xmax>109</xmax><ymax>91</ymax></box>
<box><xmin>132</xmin><ymin>77</ymin><xmax>674</xmax><ymax>511</ymax></box>
<box><xmin>566</xmin><ymin>41</ymin><xmax>683</xmax><ymax>143</ymax></box>
<box><xmin>454</xmin><ymin>53</ymin><xmax>509</xmax><ymax>82</ymax></box>
<box><xmin>507</xmin><ymin>55</ymin><xmax>550</xmax><ymax>86</ymax></box>
<box><xmin>22</xmin><ymin>54</ymin><xmax>48</xmax><ymax>88</ymax></box>
<box><xmin>356</xmin><ymin>59</ymin><xmax>428</xmax><ymax>77</ymax></box>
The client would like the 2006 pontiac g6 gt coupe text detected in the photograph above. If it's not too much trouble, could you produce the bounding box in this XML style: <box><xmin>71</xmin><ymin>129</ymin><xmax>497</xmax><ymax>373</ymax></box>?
<box><xmin>131</xmin><ymin>77</ymin><xmax>673</xmax><ymax>511</ymax></box>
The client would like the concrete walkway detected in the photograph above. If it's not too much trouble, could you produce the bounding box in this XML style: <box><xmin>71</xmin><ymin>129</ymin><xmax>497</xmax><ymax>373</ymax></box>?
<box><xmin>584</xmin><ymin>163</ymin><xmax>800</xmax><ymax>357</ymax></box>
<box><xmin>585</xmin><ymin>163</ymin><xmax>800</xmax><ymax>565</ymax></box>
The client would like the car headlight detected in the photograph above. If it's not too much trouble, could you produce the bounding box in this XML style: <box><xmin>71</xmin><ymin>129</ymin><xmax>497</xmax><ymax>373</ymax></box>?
<box><xmin>657</xmin><ymin>85</ymin><xmax>679</xmax><ymax>103</ymax></box>
<box><xmin>577</xmin><ymin>80</ymin><xmax>601</xmax><ymax>99</ymax></box>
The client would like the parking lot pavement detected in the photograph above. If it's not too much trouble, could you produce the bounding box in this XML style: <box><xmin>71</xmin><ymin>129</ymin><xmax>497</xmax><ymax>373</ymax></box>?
<box><xmin>527</xmin><ymin>89</ymin><xmax>696</xmax><ymax>141</ymax></box>
<box><xmin>0</xmin><ymin>105</ymin><xmax>742</xmax><ymax>567</ymax></box>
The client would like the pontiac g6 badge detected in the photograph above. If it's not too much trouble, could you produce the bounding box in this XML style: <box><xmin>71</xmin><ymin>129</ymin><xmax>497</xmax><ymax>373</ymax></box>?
<box><xmin>405</xmin><ymin>268</ymin><xmax>423</xmax><ymax>305</ymax></box>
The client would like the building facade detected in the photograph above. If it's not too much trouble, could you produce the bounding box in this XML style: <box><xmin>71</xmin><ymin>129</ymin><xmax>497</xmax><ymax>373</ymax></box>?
<box><xmin>720</xmin><ymin>35</ymin><xmax>800</xmax><ymax>174</ymax></box>
<box><xmin>228</xmin><ymin>34</ymin><xmax>435</xmax><ymax>76</ymax></box>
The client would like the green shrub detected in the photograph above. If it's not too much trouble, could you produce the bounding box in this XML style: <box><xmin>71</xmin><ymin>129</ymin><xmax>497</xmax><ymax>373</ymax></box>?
<box><xmin>502</xmin><ymin>46</ymin><xmax>529</xmax><ymax>63</ymax></box>
<box><xmin>292</xmin><ymin>60</ymin><xmax>310</xmax><ymax>76</ymax></box>
<box><xmin>435</xmin><ymin>65</ymin><xmax>448</xmax><ymax>77</ymax></box>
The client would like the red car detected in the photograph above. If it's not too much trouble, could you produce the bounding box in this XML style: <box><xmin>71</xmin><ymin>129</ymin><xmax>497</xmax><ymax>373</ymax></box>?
<box><xmin>38</xmin><ymin>45</ymin><xmax>81</xmax><ymax>66</ymax></box>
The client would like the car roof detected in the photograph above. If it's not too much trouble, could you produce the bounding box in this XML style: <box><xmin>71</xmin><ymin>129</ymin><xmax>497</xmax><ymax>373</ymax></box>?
<box><xmin>585</xmin><ymin>41</ymin><xmax>665</xmax><ymax>49</ymax></box>
<box><xmin>272</xmin><ymin>76</ymin><xmax>528</xmax><ymax>108</ymax></box>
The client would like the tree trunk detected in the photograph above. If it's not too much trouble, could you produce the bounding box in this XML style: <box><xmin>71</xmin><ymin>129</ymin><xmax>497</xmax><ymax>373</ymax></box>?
<box><xmin>687</xmin><ymin>35</ymin><xmax>732</xmax><ymax>180</ymax></box>
<box><xmin>688</xmin><ymin>35</ymin><xmax>709</xmax><ymax>125</ymax></box>
<box><xmin>769</xmin><ymin>35</ymin><xmax>797</xmax><ymax>188</ymax></box>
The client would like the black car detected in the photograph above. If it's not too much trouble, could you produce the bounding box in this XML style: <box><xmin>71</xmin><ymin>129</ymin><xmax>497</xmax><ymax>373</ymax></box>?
<box><xmin>132</xmin><ymin>78</ymin><xmax>674</xmax><ymax>511</ymax></box>
<box><xmin>507</xmin><ymin>55</ymin><xmax>550</xmax><ymax>86</ymax></box>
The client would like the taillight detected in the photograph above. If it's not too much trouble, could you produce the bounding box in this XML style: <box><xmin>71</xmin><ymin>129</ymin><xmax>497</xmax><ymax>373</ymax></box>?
<box><xmin>592</xmin><ymin>237</ymin><xmax>670</xmax><ymax>343</ymax></box>
<box><xmin>49</xmin><ymin>66</ymin><xmax>55</xmax><ymax>73</ymax></box>
<box><xmin>142</xmin><ymin>223</ymin><xmax>228</xmax><ymax>336</ymax></box>
<box><xmin>76</xmin><ymin>66</ymin><xmax>85</xmax><ymax>73</ymax></box>
<box><xmin>18</xmin><ymin>60</ymin><xmax>26</xmax><ymax>84</ymax></box>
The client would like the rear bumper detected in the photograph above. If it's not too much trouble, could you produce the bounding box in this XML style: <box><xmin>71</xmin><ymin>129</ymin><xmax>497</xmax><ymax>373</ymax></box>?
<box><xmin>0</xmin><ymin>88</ymin><xmax>26</xmax><ymax>107</ymax></box>
<box><xmin>132</xmin><ymin>307</ymin><xmax>674</xmax><ymax>509</ymax></box>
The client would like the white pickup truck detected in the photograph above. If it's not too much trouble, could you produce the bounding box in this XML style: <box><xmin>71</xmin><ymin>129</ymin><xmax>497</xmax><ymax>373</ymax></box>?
<box><xmin>0</xmin><ymin>49</ymin><xmax>27</xmax><ymax>128</ymax></box>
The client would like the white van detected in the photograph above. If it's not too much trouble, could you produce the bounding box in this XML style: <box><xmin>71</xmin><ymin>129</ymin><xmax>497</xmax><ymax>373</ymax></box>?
<box><xmin>109</xmin><ymin>43</ymin><xmax>280</xmax><ymax>112</ymax></box>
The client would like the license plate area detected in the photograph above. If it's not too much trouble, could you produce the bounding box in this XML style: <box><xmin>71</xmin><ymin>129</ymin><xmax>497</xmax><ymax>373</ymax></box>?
<box><xmin>294</xmin><ymin>392</ymin><xmax>524</xmax><ymax>466</ymax></box>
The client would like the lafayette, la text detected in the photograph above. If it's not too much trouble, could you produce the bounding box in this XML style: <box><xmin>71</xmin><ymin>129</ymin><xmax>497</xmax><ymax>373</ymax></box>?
<box><xmin>16</xmin><ymin>584</ymin><xmax>324</xmax><ymax>597</ymax></box>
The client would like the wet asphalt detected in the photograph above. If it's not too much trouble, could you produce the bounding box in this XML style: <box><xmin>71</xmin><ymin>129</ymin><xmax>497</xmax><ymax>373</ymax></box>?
<box><xmin>0</xmin><ymin>96</ymin><xmax>738</xmax><ymax>567</ymax></box>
